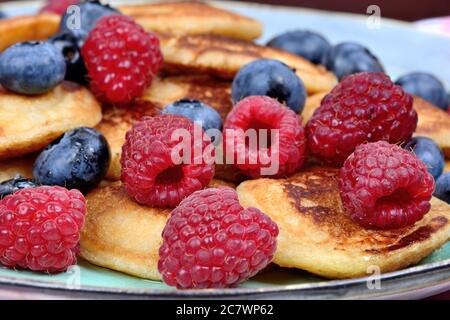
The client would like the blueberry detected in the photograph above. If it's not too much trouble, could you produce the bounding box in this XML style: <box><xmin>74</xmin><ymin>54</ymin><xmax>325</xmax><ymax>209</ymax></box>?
<box><xmin>232</xmin><ymin>59</ymin><xmax>307</xmax><ymax>113</ymax></box>
<box><xmin>395</xmin><ymin>72</ymin><xmax>448</xmax><ymax>110</ymax></box>
<box><xmin>50</xmin><ymin>30</ymin><xmax>87</xmax><ymax>84</ymax></box>
<box><xmin>323</xmin><ymin>42</ymin><xmax>384</xmax><ymax>80</ymax></box>
<box><xmin>33</xmin><ymin>127</ymin><xmax>111</xmax><ymax>193</ymax></box>
<box><xmin>0</xmin><ymin>176</ymin><xmax>39</xmax><ymax>200</ymax></box>
<box><xmin>60</xmin><ymin>0</ymin><xmax>119</xmax><ymax>45</ymax></box>
<box><xmin>404</xmin><ymin>137</ymin><xmax>444</xmax><ymax>180</ymax></box>
<box><xmin>267</xmin><ymin>30</ymin><xmax>331</xmax><ymax>65</ymax></box>
<box><xmin>434</xmin><ymin>173</ymin><xmax>450</xmax><ymax>204</ymax></box>
<box><xmin>161</xmin><ymin>99</ymin><xmax>223</xmax><ymax>134</ymax></box>
<box><xmin>0</xmin><ymin>11</ymin><xmax>6</xmax><ymax>19</ymax></box>
<box><xmin>0</xmin><ymin>41</ymin><xmax>66</xmax><ymax>95</ymax></box>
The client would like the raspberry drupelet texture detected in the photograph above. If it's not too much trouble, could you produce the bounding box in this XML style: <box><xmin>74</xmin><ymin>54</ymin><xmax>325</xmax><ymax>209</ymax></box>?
<box><xmin>158</xmin><ymin>188</ymin><xmax>278</xmax><ymax>289</ymax></box>
<box><xmin>223</xmin><ymin>96</ymin><xmax>306</xmax><ymax>178</ymax></box>
<box><xmin>0</xmin><ymin>186</ymin><xmax>87</xmax><ymax>273</ymax></box>
<box><xmin>306</xmin><ymin>72</ymin><xmax>417</xmax><ymax>165</ymax></box>
<box><xmin>81</xmin><ymin>15</ymin><xmax>163</xmax><ymax>104</ymax></box>
<box><xmin>121</xmin><ymin>114</ymin><xmax>215</xmax><ymax>208</ymax></box>
<box><xmin>339</xmin><ymin>141</ymin><xmax>435</xmax><ymax>229</ymax></box>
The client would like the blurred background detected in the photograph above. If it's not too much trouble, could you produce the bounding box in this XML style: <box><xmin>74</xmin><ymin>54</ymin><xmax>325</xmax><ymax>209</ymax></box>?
<box><xmin>235</xmin><ymin>0</ymin><xmax>450</xmax><ymax>21</ymax></box>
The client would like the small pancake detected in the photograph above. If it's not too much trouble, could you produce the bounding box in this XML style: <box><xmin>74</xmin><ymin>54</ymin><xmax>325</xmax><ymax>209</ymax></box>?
<box><xmin>0</xmin><ymin>13</ymin><xmax>60</xmax><ymax>52</ymax></box>
<box><xmin>445</xmin><ymin>161</ymin><xmax>450</xmax><ymax>173</ymax></box>
<box><xmin>0</xmin><ymin>154</ymin><xmax>35</xmax><ymax>182</ymax></box>
<box><xmin>118</xmin><ymin>1</ymin><xmax>262</xmax><ymax>41</ymax></box>
<box><xmin>80</xmin><ymin>179</ymin><xmax>234</xmax><ymax>280</ymax></box>
<box><xmin>303</xmin><ymin>93</ymin><xmax>450</xmax><ymax>158</ymax></box>
<box><xmin>237</xmin><ymin>166</ymin><xmax>450</xmax><ymax>279</ymax></box>
<box><xmin>159</xmin><ymin>34</ymin><xmax>338</xmax><ymax>94</ymax></box>
<box><xmin>0</xmin><ymin>82</ymin><xmax>102</xmax><ymax>160</ymax></box>
<box><xmin>97</xmin><ymin>75</ymin><xmax>240</xmax><ymax>182</ymax></box>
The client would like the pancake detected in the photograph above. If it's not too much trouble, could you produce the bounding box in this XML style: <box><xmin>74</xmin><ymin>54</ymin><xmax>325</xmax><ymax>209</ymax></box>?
<box><xmin>97</xmin><ymin>75</ymin><xmax>238</xmax><ymax>181</ymax></box>
<box><xmin>0</xmin><ymin>154</ymin><xmax>35</xmax><ymax>182</ymax></box>
<box><xmin>0</xmin><ymin>82</ymin><xmax>102</xmax><ymax>160</ymax></box>
<box><xmin>414</xmin><ymin>97</ymin><xmax>450</xmax><ymax>158</ymax></box>
<box><xmin>237</xmin><ymin>166</ymin><xmax>450</xmax><ymax>279</ymax></box>
<box><xmin>118</xmin><ymin>1</ymin><xmax>262</xmax><ymax>41</ymax></box>
<box><xmin>0</xmin><ymin>13</ymin><xmax>60</xmax><ymax>52</ymax></box>
<box><xmin>303</xmin><ymin>93</ymin><xmax>450</xmax><ymax>158</ymax></box>
<box><xmin>80</xmin><ymin>179</ymin><xmax>234</xmax><ymax>280</ymax></box>
<box><xmin>160</xmin><ymin>34</ymin><xmax>338</xmax><ymax>94</ymax></box>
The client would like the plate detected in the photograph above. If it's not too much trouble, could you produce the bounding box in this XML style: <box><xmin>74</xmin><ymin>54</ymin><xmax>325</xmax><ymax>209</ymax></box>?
<box><xmin>0</xmin><ymin>0</ymin><xmax>449</xmax><ymax>300</ymax></box>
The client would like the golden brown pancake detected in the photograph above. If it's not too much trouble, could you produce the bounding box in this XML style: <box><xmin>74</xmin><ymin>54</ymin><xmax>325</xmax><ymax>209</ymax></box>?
<box><xmin>97</xmin><ymin>75</ymin><xmax>238</xmax><ymax>181</ymax></box>
<box><xmin>303</xmin><ymin>93</ymin><xmax>450</xmax><ymax>158</ymax></box>
<box><xmin>0</xmin><ymin>82</ymin><xmax>102</xmax><ymax>160</ymax></box>
<box><xmin>80</xmin><ymin>179</ymin><xmax>234</xmax><ymax>280</ymax></box>
<box><xmin>445</xmin><ymin>161</ymin><xmax>450</xmax><ymax>173</ymax></box>
<box><xmin>160</xmin><ymin>34</ymin><xmax>338</xmax><ymax>94</ymax></box>
<box><xmin>0</xmin><ymin>13</ymin><xmax>60</xmax><ymax>52</ymax></box>
<box><xmin>118</xmin><ymin>1</ymin><xmax>263</xmax><ymax>41</ymax></box>
<box><xmin>237</xmin><ymin>166</ymin><xmax>450</xmax><ymax>279</ymax></box>
<box><xmin>414</xmin><ymin>97</ymin><xmax>450</xmax><ymax>158</ymax></box>
<box><xmin>0</xmin><ymin>154</ymin><xmax>35</xmax><ymax>182</ymax></box>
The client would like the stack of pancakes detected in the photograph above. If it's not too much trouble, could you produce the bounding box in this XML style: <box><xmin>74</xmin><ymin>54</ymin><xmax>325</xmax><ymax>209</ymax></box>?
<box><xmin>0</xmin><ymin>1</ymin><xmax>449</xmax><ymax>281</ymax></box>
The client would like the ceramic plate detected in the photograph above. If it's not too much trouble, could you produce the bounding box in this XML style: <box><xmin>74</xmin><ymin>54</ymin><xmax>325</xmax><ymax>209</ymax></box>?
<box><xmin>0</xmin><ymin>0</ymin><xmax>449</xmax><ymax>300</ymax></box>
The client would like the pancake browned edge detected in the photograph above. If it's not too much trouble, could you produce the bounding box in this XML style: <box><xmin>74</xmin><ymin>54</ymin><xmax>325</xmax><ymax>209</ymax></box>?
<box><xmin>80</xmin><ymin>179</ymin><xmax>235</xmax><ymax>280</ymax></box>
<box><xmin>159</xmin><ymin>34</ymin><xmax>338</xmax><ymax>94</ymax></box>
<box><xmin>237</xmin><ymin>166</ymin><xmax>450</xmax><ymax>279</ymax></box>
<box><xmin>118</xmin><ymin>1</ymin><xmax>263</xmax><ymax>40</ymax></box>
<box><xmin>304</xmin><ymin>93</ymin><xmax>450</xmax><ymax>158</ymax></box>
<box><xmin>0</xmin><ymin>82</ymin><xmax>102</xmax><ymax>160</ymax></box>
<box><xmin>0</xmin><ymin>13</ymin><xmax>60</xmax><ymax>52</ymax></box>
<box><xmin>0</xmin><ymin>2</ymin><xmax>262</xmax><ymax>53</ymax></box>
<box><xmin>0</xmin><ymin>154</ymin><xmax>36</xmax><ymax>182</ymax></box>
<box><xmin>97</xmin><ymin>75</ymin><xmax>245</xmax><ymax>183</ymax></box>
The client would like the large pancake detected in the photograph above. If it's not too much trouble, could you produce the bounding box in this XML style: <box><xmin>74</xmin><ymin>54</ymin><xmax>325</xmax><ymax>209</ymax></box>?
<box><xmin>0</xmin><ymin>2</ymin><xmax>261</xmax><ymax>52</ymax></box>
<box><xmin>97</xmin><ymin>75</ymin><xmax>241</xmax><ymax>182</ymax></box>
<box><xmin>303</xmin><ymin>93</ymin><xmax>450</xmax><ymax>158</ymax></box>
<box><xmin>118</xmin><ymin>1</ymin><xmax>262</xmax><ymax>40</ymax></box>
<box><xmin>160</xmin><ymin>34</ymin><xmax>338</xmax><ymax>94</ymax></box>
<box><xmin>0</xmin><ymin>82</ymin><xmax>102</xmax><ymax>160</ymax></box>
<box><xmin>0</xmin><ymin>13</ymin><xmax>60</xmax><ymax>52</ymax></box>
<box><xmin>237</xmin><ymin>166</ymin><xmax>450</xmax><ymax>279</ymax></box>
<box><xmin>80</xmin><ymin>179</ymin><xmax>235</xmax><ymax>280</ymax></box>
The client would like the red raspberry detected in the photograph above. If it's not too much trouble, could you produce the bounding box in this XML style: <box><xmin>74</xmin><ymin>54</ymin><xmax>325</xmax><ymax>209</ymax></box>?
<box><xmin>0</xmin><ymin>186</ymin><xmax>86</xmax><ymax>273</ymax></box>
<box><xmin>223</xmin><ymin>96</ymin><xmax>306</xmax><ymax>178</ymax></box>
<box><xmin>121</xmin><ymin>114</ymin><xmax>215</xmax><ymax>208</ymax></box>
<box><xmin>306</xmin><ymin>72</ymin><xmax>417</xmax><ymax>165</ymax></box>
<box><xmin>81</xmin><ymin>15</ymin><xmax>163</xmax><ymax>104</ymax></box>
<box><xmin>40</xmin><ymin>0</ymin><xmax>79</xmax><ymax>15</ymax></box>
<box><xmin>158</xmin><ymin>188</ymin><xmax>278</xmax><ymax>289</ymax></box>
<box><xmin>339</xmin><ymin>141</ymin><xmax>434</xmax><ymax>229</ymax></box>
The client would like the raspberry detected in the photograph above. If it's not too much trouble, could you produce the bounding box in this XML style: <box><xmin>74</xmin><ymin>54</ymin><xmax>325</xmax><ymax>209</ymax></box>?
<box><xmin>0</xmin><ymin>186</ymin><xmax>86</xmax><ymax>273</ymax></box>
<box><xmin>339</xmin><ymin>141</ymin><xmax>434</xmax><ymax>229</ymax></box>
<box><xmin>306</xmin><ymin>72</ymin><xmax>417</xmax><ymax>165</ymax></box>
<box><xmin>40</xmin><ymin>0</ymin><xmax>79</xmax><ymax>15</ymax></box>
<box><xmin>223</xmin><ymin>96</ymin><xmax>306</xmax><ymax>178</ymax></box>
<box><xmin>121</xmin><ymin>114</ymin><xmax>215</xmax><ymax>208</ymax></box>
<box><xmin>158</xmin><ymin>188</ymin><xmax>278</xmax><ymax>289</ymax></box>
<box><xmin>81</xmin><ymin>15</ymin><xmax>163</xmax><ymax>104</ymax></box>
